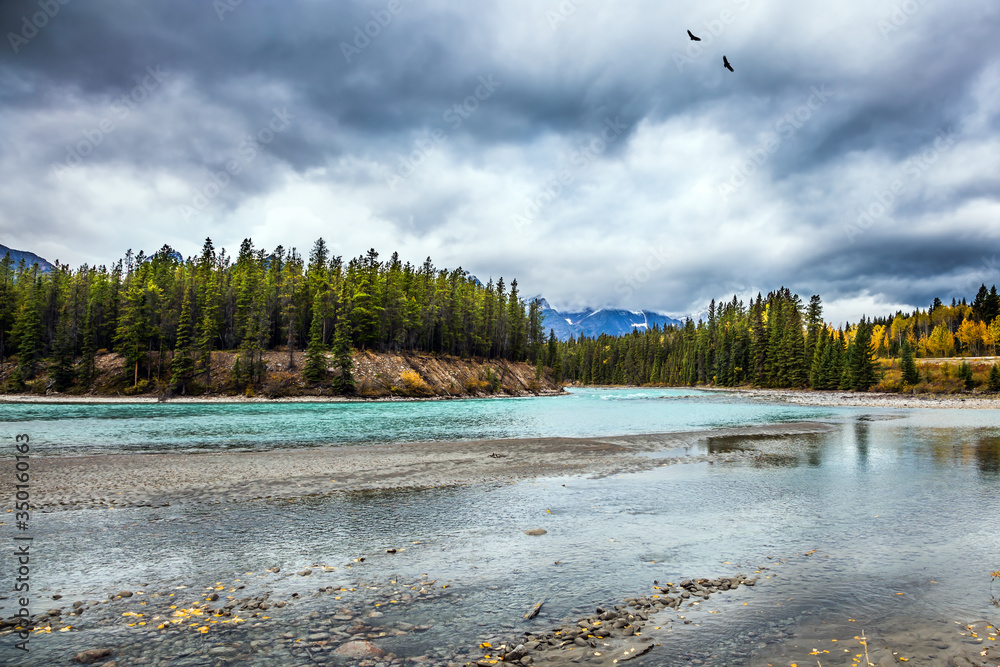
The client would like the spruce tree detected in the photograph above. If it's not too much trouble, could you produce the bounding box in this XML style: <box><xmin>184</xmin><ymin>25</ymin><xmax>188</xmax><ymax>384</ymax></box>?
<box><xmin>899</xmin><ymin>339</ymin><xmax>919</xmax><ymax>385</ymax></box>
<box><xmin>303</xmin><ymin>294</ymin><xmax>328</xmax><ymax>383</ymax></box>
<box><xmin>809</xmin><ymin>328</ymin><xmax>828</xmax><ymax>389</ymax></box>
<box><xmin>170</xmin><ymin>284</ymin><xmax>195</xmax><ymax>394</ymax></box>
<box><xmin>79</xmin><ymin>308</ymin><xmax>97</xmax><ymax>388</ymax></box>
<box><xmin>48</xmin><ymin>317</ymin><xmax>76</xmax><ymax>392</ymax></box>
<box><xmin>11</xmin><ymin>273</ymin><xmax>44</xmax><ymax>382</ymax></box>
<box><xmin>850</xmin><ymin>321</ymin><xmax>877</xmax><ymax>391</ymax></box>
<box><xmin>115</xmin><ymin>278</ymin><xmax>150</xmax><ymax>387</ymax></box>
<box><xmin>838</xmin><ymin>337</ymin><xmax>854</xmax><ymax>390</ymax></box>
<box><xmin>330</xmin><ymin>315</ymin><xmax>355</xmax><ymax>394</ymax></box>
<box><xmin>957</xmin><ymin>361</ymin><xmax>974</xmax><ymax>390</ymax></box>
<box><xmin>805</xmin><ymin>295</ymin><xmax>823</xmax><ymax>365</ymax></box>
<box><xmin>988</xmin><ymin>363</ymin><xmax>1000</xmax><ymax>392</ymax></box>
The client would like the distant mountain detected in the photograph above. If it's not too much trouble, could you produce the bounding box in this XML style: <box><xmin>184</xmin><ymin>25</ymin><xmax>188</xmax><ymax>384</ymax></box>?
<box><xmin>0</xmin><ymin>243</ymin><xmax>53</xmax><ymax>271</ymax></box>
<box><xmin>536</xmin><ymin>297</ymin><xmax>682</xmax><ymax>341</ymax></box>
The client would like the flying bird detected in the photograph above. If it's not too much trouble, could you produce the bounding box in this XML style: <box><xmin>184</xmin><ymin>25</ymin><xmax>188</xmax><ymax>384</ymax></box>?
<box><xmin>723</xmin><ymin>55</ymin><xmax>734</xmax><ymax>72</ymax></box>
<box><xmin>687</xmin><ymin>30</ymin><xmax>701</xmax><ymax>41</ymax></box>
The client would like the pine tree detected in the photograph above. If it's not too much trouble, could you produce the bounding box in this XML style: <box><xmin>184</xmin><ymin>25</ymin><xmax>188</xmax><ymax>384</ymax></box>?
<box><xmin>957</xmin><ymin>361</ymin><xmax>974</xmax><ymax>390</ymax></box>
<box><xmin>196</xmin><ymin>269</ymin><xmax>221</xmax><ymax>386</ymax></box>
<box><xmin>303</xmin><ymin>294</ymin><xmax>328</xmax><ymax>383</ymax></box>
<box><xmin>0</xmin><ymin>252</ymin><xmax>15</xmax><ymax>364</ymax></box>
<box><xmin>11</xmin><ymin>275</ymin><xmax>44</xmax><ymax>382</ymax></box>
<box><xmin>850</xmin><ymin>320</ymin><xmax>877</xmax><ymax>391</ymax></box>
<box><xmin>988</xmin><ymin>363</ymin><xmax>1000</xmax><ymax>392</ymax></box>
<box><xmin>899</xmin><ymin>339</ymin><xmax>919</xmax><ymax>385</ymax></box>
<box><xmin>809</xmin><ymin>328</ymin><xmax>828</xmax><ymax>389</ymax></box>
<box><xmin>115</xmin><ymin>278</ymin><xmax>149</xmax><ymax>387</ymax></box>
<box><xmin>170</xmin><ymin>283</ymin><xmax>195</xmax><ymax>394</ymax></box>
<box><xmin>80</xmin><ymin>299</ymin><xmax>98</xmax><ymax>388</ymax></box>
<box><xmin>330</xmin><ymin>315</ymin><xmax>355</xmax><ymax>394</ymax></box>
<box><xmin>48</xmin><ymin>316</ymin><xmax>76</xmax><ymax>392</ymax></box>
<box><xmin>805</xmin><ymin>295</ymin><xmax>823</xmax><ymax>365</ymax></box>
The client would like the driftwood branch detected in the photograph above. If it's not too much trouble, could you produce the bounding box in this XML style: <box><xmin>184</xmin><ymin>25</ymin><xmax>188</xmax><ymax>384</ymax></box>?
<box><xmin>524</xmin><ymin>599</ymin><xmax>544</xmax><ymax>619</ymax></box>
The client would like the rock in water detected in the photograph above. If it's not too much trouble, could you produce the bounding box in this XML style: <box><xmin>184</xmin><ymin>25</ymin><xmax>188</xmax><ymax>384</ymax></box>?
<box><xmin>333</xmin><ymin>640</ymin><xmax>385</xmax><ymax>659</ymax></box>
<box><xmin>523</xmin><ymin>529</ymin><xmax>547</xmax><ymax>536</ymax></box>
<box><xmin>72</xmin><ymin>648</ymin><xmax>114</xmax><ymax>664</ymax></box>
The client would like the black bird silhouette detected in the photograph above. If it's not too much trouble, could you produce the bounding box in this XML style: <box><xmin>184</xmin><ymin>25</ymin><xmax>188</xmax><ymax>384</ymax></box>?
<box><xmin>687</xmin><ymin>29</ymin><xmax>701</xmax><ymax>41</ymax></box>
<box><xmin>723</xmin><ymin>55</ymin><xmax>734</xmax><ymax>72</ymax></box>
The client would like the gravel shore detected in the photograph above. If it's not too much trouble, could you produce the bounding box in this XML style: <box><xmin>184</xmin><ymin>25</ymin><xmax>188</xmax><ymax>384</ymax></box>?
<box><xmin>6</xmin><ymin>385</ymin><xmax>1000</xmax><ymax>409</ymax></box>
<box><xmin>0</xmin><ymin>422</ymin><xmax>833</xmax><ymax>512</ymax></box>
<box><xmin>695</xmin><ymin>386</ymin><xmax>1000</xmax><ymax>409</ymax></box>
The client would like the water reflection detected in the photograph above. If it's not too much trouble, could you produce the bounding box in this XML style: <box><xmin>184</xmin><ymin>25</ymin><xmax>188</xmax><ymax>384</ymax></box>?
<box><xmin>914</xmin><ymin>427</ymin><xmax>1000</xmax><ymax>478</ymax></box>
<box><xmin>854</xmin><ymin>420</ymin><xmax>870</xmax><ymax>469</ymax></box>
<box><xmin>975</xmin><ymin>435</ymin><xmax>1000</xmax><ymax>477</ymax></box>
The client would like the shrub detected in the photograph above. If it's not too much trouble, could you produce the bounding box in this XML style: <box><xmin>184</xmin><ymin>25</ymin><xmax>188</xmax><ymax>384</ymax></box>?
<box><xmin>483</xmin><ymin>367</ymin><xmax>502</xmax><ymax>392</ymax></box>
<box><xmin>874</xmin><ymin>378</ymin><xmax>902</xmax><ymax>393</ymax></box>
<box><xmin>262</xmin><ymin>371</ymin><xmax>300</xmax><ymax>399</ymax></box>
<box><xmin>400</xmin><ymin>370</ymin><xmax>433</xmax><ymax>396</ymax></box>
<box><xmin>123</xmin><ymin>379</ymin><xmax>151</xmax><ymax>395</ymax></box>
<box><xmin>462</xmin><ymin>377</ymin><xmax>490</xmax><ymax>394</ymax></box>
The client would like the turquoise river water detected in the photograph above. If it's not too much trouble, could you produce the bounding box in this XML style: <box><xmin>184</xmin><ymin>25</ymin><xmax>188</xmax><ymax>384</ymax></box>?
<box><xmin>0</xmin><ymin>387</ymin><xmax>998</xmax><ymax>666</ymax></box>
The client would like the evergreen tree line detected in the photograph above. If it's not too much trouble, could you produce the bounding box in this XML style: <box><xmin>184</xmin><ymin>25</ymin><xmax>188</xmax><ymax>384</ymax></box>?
<box><xmin>0</xmin><ymin>239</ymin><xmax>546</xmax><ymax>394</ymax></box>
<box><xmin>553</xmin><ymin>289</ymin><xmax>882</xmax><ymax>391</ymax></box>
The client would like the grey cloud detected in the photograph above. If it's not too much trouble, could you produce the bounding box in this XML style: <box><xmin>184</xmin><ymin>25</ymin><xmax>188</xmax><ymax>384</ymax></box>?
<box><xmin>1</xmin><ymin>0</ymin><xmax>999</xmax><ymax>320</ymax></box>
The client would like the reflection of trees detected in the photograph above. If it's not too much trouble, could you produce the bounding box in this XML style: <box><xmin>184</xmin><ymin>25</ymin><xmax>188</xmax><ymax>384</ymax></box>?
<box><xmin>705</xmin><ymin>435</ymin><xmax>754</xmax><ymax>455</ymax></box>
<box><xmin>806</xmin><ymin>444</ymin><xmax>822</xmax><ymax>467</ymax></box>
<box><xmin>710</xmin><ymin>432</ymin><xmax>833</xmax><ymax>467</ymax></box>
<box><xmin>854</xmin><ymin>421</ymin><xmax>870</xmax><ymax>468</ymax></box>
<box><xmin>975</xmin><ymin>436</ymin><xmax>1000</xmax><ymax>477</ymax></box>
<box><xmin>921</xmin><ymin>429</ymin><xmax>1000</xmax><ymax>478</ymax></box>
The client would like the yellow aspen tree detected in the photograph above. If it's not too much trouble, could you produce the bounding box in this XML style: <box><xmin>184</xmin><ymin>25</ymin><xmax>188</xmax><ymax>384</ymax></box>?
<box><xmin>928</xmin><ymin>324</ymin><xmax>955</xmax><ymax>357</ymax></box>
<box><xmin>987</xmin><ymin>316</ymin><xmax>1000</xmax><ymax>356</ymax></box>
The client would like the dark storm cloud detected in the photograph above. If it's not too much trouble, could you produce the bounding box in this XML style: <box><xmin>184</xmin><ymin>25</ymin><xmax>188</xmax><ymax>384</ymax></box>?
<box><xmin>1</xmin><ymin>0</ymin><xmax>999</xmax><ymax>321</ymax></box>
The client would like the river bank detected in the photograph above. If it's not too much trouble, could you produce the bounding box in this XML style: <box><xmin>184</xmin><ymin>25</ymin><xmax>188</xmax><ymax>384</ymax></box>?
<box><xmin>0</xmin><ymin>349</ymin><xmax>562</xmax><ymax>400</ymax></box>
<box><xmin>0</xmin><ymin>422</ymin><xmax>833</xmax><ymax>511</ymax></box>
<box><xmin>698</xmin><ymin>386</ymin><xmax>1000</xmax><ymax>409</ymax></box>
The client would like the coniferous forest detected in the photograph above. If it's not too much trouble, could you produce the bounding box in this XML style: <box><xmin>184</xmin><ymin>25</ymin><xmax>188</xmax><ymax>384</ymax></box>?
<box><xmin>0</xmin><ymin>239</ymin><xmax>546</xmax><ymax>395</ymax></box>
<box><xmin>554</xmin><ymin>286</ymin><xmax>1000</xmax><ymax>392</ymax></box>
<box><xmin>3</xmin><ymin>239</ymin><xmax>1000</xmax><ymax>396</ymax></box>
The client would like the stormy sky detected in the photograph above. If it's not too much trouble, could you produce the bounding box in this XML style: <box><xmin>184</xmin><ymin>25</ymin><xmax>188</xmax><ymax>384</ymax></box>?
<box><xmin>1</xmin><ymin>0</ymin><xmax>998</xmax><ymax>325</ymax></box>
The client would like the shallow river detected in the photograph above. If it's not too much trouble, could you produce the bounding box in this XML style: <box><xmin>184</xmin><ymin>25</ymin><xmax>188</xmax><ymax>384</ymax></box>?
<box><xmin>1</xmin><ymin>388</ymin><xmax>998</xmax><ymax>666</ymax></box>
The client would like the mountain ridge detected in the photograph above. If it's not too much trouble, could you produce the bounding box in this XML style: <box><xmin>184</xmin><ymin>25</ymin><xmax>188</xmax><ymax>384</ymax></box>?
<box><xmin>1</xmin><ymin>243</ymin><xmax>53</xmax><ymax>271</ymax></box>
<box><xmin>536</xmin><ymin>297</ymin><xmax>683</xmax><ymax>340</ymax></box>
